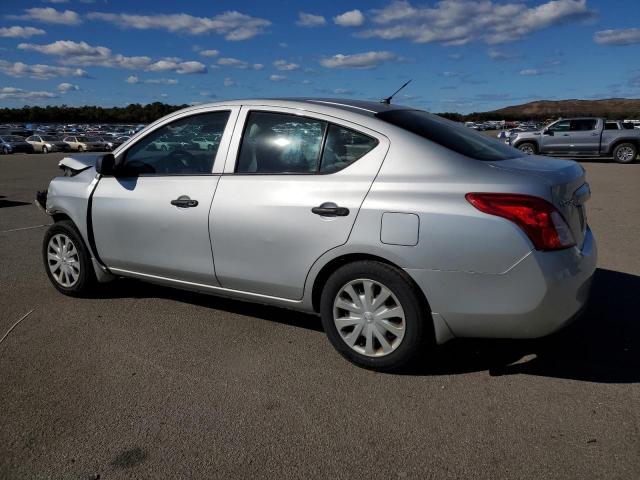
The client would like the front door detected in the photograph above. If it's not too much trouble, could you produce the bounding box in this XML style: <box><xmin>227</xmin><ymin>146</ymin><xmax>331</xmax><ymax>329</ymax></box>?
<box><xmin>540</xmin><ymin>119</ymin><xmax>571</xmax><ymax>153</ymax></box>
<box><xmin>91</xmin><ymin>107</ymin><xmax>237</xmax><ymax>285</ymax></box>
<box><xmin>209</xmin><ymin>107</ymin><xmax>388</xmax><ymax>300</ymax></box>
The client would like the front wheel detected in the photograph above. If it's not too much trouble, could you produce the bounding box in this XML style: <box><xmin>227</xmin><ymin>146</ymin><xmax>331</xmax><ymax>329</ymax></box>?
<box><xmin>43</xmin><ymin>220</ymin><xmax>96</xmax><ymax>296</ymax></box>
<box><xmin>42</xmin><ymin>146</ymin><xmax>48</xmax><ymax>154</ymax></box>
<box><xmin>320</xmin><ymin>261</ymin><xmax>433</xmax><ymax>371</ymax></box>
<box><xmin>77</xmin><ymin>145</ymin><xmax>84</xmax><ymax>152</ymax></box>
<box><xmin>517</xmin><ymin>142</ymin><xmax>537</xmax><ymax>155</ymax></box>
<box><xmin>612</xmin><ymin>143</ymin><xmax>637</xmax><ymax>164</ymax></box>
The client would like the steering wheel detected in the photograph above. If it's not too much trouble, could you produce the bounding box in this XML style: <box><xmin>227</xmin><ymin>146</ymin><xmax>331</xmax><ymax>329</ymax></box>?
<box><xmin>169</xmin><ymin>148</ymin><xmax>202</xmax><ymax>173</ymax></box>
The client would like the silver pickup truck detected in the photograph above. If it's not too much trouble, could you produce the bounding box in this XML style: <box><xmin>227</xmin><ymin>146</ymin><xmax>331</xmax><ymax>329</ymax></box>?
<box><xmin>508</xmin><ymin>118</ymin><xmax>640</xmax><ymax>163</ymax></box>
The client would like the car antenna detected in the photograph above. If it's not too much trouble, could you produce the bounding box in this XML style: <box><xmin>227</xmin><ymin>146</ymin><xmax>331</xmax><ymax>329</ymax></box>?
<box><xmin>380</xmin><ymin>79</ymin><xmax>412</xmax><ymax>105</ymax></box>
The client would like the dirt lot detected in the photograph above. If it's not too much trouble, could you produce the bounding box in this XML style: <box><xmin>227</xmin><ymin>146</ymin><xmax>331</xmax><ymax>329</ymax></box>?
<box><xmin>1</xmin><ymin>153</ymin><xmax>639</xmax><ymax>479</ymax></box>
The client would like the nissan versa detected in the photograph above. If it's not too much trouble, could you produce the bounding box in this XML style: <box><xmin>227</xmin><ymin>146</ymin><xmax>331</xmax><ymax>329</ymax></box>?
<box><xmin>37</xmin><ymin>99</ymin><xmax>597</xmax><ymax>371</ymax></box>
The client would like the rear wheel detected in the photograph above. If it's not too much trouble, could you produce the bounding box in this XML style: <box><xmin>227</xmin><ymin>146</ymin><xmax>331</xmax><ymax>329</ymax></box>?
<box><xmin>43</xmin><ymin>220</ymin><xmax>96</xmax><ymax>296</ymax></box>
<box><xmin>612</xmin><ymin>143</ymin><xmax>637</xmax><ymax>164</ymax></box>
<box><xmin>320</xmin><ymin>261</ymin><xmax>433</xmax><ymax>371</ymax></box>
<box><xmin>1</xmin><ymin>146</ymin><xmax>9</xmax><ymax>155</ymax></box>
<box><xmin>517</xmin><ymin>142</ymin><xmax>537</xmax><ymax>155</ymax></box>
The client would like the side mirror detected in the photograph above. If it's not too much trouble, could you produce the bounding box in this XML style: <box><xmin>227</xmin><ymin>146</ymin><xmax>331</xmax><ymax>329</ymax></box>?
<box><xmin>95</xmin><ymin>153</ymin><xmax>116</xmax><ymax>175</ymax></box>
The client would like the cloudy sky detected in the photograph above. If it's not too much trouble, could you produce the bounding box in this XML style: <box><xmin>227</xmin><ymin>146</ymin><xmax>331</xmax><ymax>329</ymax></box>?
<box><xmin>0</xmin><ymin>0</ymin><xmax>639</xmax><ymax>113</ymax></box>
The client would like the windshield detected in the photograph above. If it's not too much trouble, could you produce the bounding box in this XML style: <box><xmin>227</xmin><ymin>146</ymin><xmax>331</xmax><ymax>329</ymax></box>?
<box><xmin>376</xmin><ymin>110</ymin><xmax>524</xmax><ymax>161</ymax></box>
<box><xmin>41</xmin><ymin>135</ymin><xmax>61</xmax><ymax>141</ymax></box>
<box><xmin>2</xmin><ymin>135</ymin><xmax>25</xmax><ymax>142</ymax></box>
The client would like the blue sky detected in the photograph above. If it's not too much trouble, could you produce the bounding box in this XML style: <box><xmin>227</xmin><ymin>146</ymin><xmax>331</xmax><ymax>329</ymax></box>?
<box><xmin>0</xmin><ymin>0</ymin><xmax>639</xmax><ymax>113</ymax></box>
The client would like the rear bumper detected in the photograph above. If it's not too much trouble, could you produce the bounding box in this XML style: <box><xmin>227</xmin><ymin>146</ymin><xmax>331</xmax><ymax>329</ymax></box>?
<box><xmin>406</xmin><ymin>227</ymin><xmax>597</xmax><ymax>341</ymax></box>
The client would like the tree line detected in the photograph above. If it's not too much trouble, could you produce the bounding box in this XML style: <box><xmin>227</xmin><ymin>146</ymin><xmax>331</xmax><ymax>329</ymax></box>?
<box><xmin>0</xmin><ymin>102</ymin><xmax>188</xmax><ymax>124</ymax></box>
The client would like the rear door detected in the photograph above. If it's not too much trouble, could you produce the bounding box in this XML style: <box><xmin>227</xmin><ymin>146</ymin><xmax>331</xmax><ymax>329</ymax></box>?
<box><xmin>569</xmin><ymin>119</ymin><xmax>601</xmax><ymax>154</ymax></box>
<box><xmin>91</xmin><ymin>106</ymin><xmax>239</xmax><ymax>285</ymax></box>
<box><xmin>209</xmin><ymin>106</ymin><xmax>388</xmax><ymax>299</ymax></box>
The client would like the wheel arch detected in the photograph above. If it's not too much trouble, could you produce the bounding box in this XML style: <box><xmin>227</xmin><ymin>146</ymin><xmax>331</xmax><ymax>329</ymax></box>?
<box><xmin>513</xmin><ymin>139</ymin><xmax>539</xmax><ymax>151</ymax></box>
<box><xmin>609</xmin><ymin>138</ymin><xmax>639</xmax><ymax>155</ymax></box>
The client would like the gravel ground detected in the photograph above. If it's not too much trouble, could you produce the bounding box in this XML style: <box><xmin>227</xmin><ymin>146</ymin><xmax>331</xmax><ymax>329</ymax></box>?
<box><xmin>1</xmin><ymin>152</ymin><xmax>639</xmax><ymax>479</ymax></box>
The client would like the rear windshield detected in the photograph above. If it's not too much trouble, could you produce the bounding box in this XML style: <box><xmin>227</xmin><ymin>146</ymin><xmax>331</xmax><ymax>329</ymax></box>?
<box><xmin>376</xmin><ymin>109</ymin><xmax>524</xmax><ymax>161</ymax></box>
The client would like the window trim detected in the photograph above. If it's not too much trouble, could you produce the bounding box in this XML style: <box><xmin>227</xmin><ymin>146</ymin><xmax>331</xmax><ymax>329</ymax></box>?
<box><xmin>232</xmin><ymin>109</ymin><xmax>379</xmax><ymax>176</ymax></box>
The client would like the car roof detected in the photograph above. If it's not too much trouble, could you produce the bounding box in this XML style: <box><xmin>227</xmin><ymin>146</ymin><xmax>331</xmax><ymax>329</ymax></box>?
<box><xmin>178</xmin><ymin>98</ymin><xmax>413</xmax><ymax>119</ymax></box>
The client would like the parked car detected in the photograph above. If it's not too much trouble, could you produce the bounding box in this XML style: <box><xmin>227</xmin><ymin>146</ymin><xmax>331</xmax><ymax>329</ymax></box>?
<box><xmin>0</xmin><ymin>135</ymin><xmax>35</xmax><ymax>154</ymax></box>
<box><xmin>37</xmin><ymin>99</ymin><xmax>596</xmax><ymax>371</ymax></box>
<box><xmin>191</xmin><ymin>135</ymin><xmax>222</xmax><ymax>151</ymax></box>
<box><xmin>509</xmin><ymin>118</ymin><xmax>640</xmax><ymax>163</ymax></box>
<box><xmin>63</xmin><ymin>136</ymin><xmax>110</xmax><ymax>152</ymax></box>
<box><xmin>26</xmin><ymin>135</ymin><xmax>69</xmax><ymax>153</ymax></box>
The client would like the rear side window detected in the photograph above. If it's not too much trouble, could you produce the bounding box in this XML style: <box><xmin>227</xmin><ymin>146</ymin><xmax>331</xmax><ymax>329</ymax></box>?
<box><xmin>320</xmin><ymin>125</ymin><xmax>378</xmax><ymax>173</ymax></box>
<box><xmin>376</xmin><ymin>109</ymin><xmax>522</xmax><ymax>161</ymax></box>
<box><xmin>570</xmin><ymin>119</ymin><xmax>597</xmax><ymax>131</ymax></box>
<box><xmin>604</xmin><ymin>122</ymin><xmax>619</xmax><ymax>130</ymax></box>
<box><xmin>621</xmin><ymin>122</ymin><xmax>635</xmax><ymax>130</ymax></box>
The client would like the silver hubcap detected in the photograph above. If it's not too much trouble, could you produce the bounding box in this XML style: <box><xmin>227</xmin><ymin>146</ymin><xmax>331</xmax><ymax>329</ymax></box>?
<box><xmin>47</xmin><ymin>234</ymin><xmax>80</xmax><ymax>287</ymax></box>
<box><xmin>333</xmin><ymin>278</ymin><xmax>406</xmax><ymax>357</ymax></box>
<box><xmin>617</xmin><ymin>146</ymin><xmax>634</xmax><ymax>162</ymax></box>
<box><xmin>519</xmin><ymin>144</ymin><xmax>534</xmax><ymax>155</ymax></box>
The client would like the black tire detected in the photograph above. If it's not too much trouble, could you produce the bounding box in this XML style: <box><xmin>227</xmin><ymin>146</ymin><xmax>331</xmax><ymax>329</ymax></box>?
<box><xmin>77</xmin><ymin>145</ymin><xmax>83</xmax><ymax>152</ymax></box>
<box><xmin>42</xmin><ymin>220</ymin><xmax>96</xmax><ymax>297</ymax></box>
<box><xmin>612</xmin><ymin>143</ymin><xmax>637</xmax><ymax>164</ymax></box>
<box><xmin>42</xmin><ymin>146</ymin><xmax>48</xmax><ymax>154</ymax></box>
<box><xmin>320</xmin><ymin>260</ymin><xmax>434</xmax><ymax>371</ymax></box>
<box><xmin>516</xmin><ymin>142</ymin><xmax>537</xmax><ymax>155</ymax></box>
<box><xmin>2</xmin><ymin>146</ymin><xmax>9</xmax><ymax>155</ymax></box>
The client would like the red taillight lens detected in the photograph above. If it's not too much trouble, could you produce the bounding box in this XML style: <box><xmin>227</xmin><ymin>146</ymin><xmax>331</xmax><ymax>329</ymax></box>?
<box><xmin>465</xmin><ymin>193</ymin><xmax>576</xmax><ymax>251</ymax></box>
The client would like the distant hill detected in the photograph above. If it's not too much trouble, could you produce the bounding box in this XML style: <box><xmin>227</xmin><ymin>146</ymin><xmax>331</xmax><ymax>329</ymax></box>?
<box><xmin>467</xmin><ymin>98</ymin><xmax>640</xmax><ymax>121</ymax></box>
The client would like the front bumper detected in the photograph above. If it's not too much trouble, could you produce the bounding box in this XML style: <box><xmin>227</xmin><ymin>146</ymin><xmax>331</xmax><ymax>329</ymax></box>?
<box><xmin>406</xmin><ymin>227</ymin><xmax>597</xmax><ymax>341</ymax></box>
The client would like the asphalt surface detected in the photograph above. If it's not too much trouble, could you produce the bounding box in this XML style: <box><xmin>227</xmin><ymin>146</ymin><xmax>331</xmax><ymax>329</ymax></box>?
<box><xmin>1</xmin><ymin>152</ymin><xmax>639</xmax><ymax>479</ymax></box>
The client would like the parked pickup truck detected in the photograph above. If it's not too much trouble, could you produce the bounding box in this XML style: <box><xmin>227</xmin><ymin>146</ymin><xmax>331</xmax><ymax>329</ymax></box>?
<box><xmin>508</xmin><ymin>118</ymin><xmax>640</xmax><ymax>163</ymax></box>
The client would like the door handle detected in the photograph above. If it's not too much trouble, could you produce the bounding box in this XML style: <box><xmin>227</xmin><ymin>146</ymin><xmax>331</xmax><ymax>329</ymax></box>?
<box><xmin>561</xmin><ymin>134</ymin><xmax>570</xmax><ymax>136</ymax></box>
<box><xmin>171</xmin><ymin>195</ymin><xmax>198</xmax><ymax>208</ymax></box>
<box><xmin>312</xmin><ymin>202</ymin><xmax>349</xmax><ymax>217</ymax></box>
<box><xmin>591</xmin><ymin>132</ymin><xmax>599</xmax><ymax>136</ymax></box>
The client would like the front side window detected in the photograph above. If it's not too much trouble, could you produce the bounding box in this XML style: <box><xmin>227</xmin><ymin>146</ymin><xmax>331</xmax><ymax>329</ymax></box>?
<box><xmin>549</xmin><ymin>120</ymin><xmax>570</xmax><ymax>132</ymax></box>
<box><xmin>121</xmin><ymin>110</ymin><xmax>230</xmax><ymax>175</ymax></box>
<box><xmin>237</xmin><ymin>112</ymin><xmax>326</xmax><ymax>173</ymax></box>
<box><xmin>570</xmin><ymin>119</ymin><xmax>597</xmax><ymax>131</ymax></box>
<box><xmin>604</xmin><ymin>122</ymin><xmax>619</xmax><ymax>130</ymax></box>
<box><xmin>320</xmin><ymin>125</ymin><xmax>378</xmax><ymax>173</ymax></box>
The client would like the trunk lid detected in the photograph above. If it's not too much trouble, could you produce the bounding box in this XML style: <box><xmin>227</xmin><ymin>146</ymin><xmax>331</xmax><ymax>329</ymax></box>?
<box><xmin>488</xmin><ymin>155</ymin><xmax>589</xmax><ymax>247</ymax></box>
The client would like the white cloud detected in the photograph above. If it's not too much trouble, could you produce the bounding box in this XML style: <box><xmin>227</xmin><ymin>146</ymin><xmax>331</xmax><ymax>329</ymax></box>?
<box><xmin>594</xmin><ymin>28</ymin><xmax>640</xmax><ymax>46</ymax></box>
<box><xmin>319</xmin><ymin>51</ymin><xmax>397</xmax><ymax>69</ymax></box>
<box><xmin>296</xmin><ymin>12</ymin><xmax>326</xmax><ymax>27</ymax></box>
<box><xmin>0</xmin><ymin>60</ymin><xmax>88</xmax><ymax>79</ymax></box>
<box><xmin>334</xmin><ymin>9</ymin><xmax>365</xmax><ymax>27</ymax></box>
<box><xmin>12</xmin><ymin>7</ymin><xmax>81</xmax><ymax>25</ymax></box>
<box><xmin>217</xmin><ymin>57</ymin><xmax>248</xmax><ymax>68</ymax></box>
<box><xmin>333</xmin><ymin>88</ymin><xmax>354</xmax><ymax>94</ymax></box>
<box><xmin>223</xmin><ymin>77</ymin><xmax>235</xmax><ymax>87</ymax></box>
<box><xmin>199</xmin><ymin>49</ymin><xmax>219</xmax><ymax>57</ymax></box>
<box><xmin>448</xmin><ymin>53</ymin><xmax>463</xmax><ymax>60</ymax></box>
<box><xmin>270</xmin><ymin>74</ymin><xmax>286</xmax><ymax>81</ymax></box>
<box><xmin>0</xmin><ymin>26</ymin><xmax>46</xmax><ymax>38</ymax></box>
<box><xmin>18</xmin><ymin>40</ymin><xmax>207</xmax><ymax>74</ymax></box>
<box><xmin>253</xmin><ymin>63</ymin><xmax>264</xmax><ymax>70</ymax></box>
<box><xmin>359</xmin><ymin>0</ymin><xmax>593</xmax><ymax>45</ymax></box>
<box><xmin>43</xmin><ymin>0</ymin><xmax>70</xmax><ymax>3</ymax></box>
<box><xmin>57</xmin><ymin>82</ymin><xmax>79</xmax><ymax>92</ymax></box>
<box><xmin>273</xmin><ymin>59</ymin><xmax>299</xmax><ymax>71</ymax></box>
<box><xmin>487</xmin><ymin>49</ymin><xmax>520</xmax><ymax>61</ymax></box>
<box><xmin>520</xmin><ymin>68</ymin><xmax>541</xmax><ymax>76</ymax></box>
<box><xmin>0</xmin><ymin>87</ymin><xmax>57</xmax><ymax>100</ymax></box>
<box><xmin>126</xmin><ymin>75</ymin><xmax>178</xmax><ymax>84</ymax></box>
<box><xmin>87</xmin><ymin>11</ymin><xmax>271</xmax><ymax>40</ymax></box>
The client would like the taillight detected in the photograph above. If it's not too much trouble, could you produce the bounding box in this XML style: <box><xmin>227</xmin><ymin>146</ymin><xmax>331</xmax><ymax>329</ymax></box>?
<box><xmin>465</xmin><ymin>193</ymin><xmax>575</xmax><ymax>251</ymax></box>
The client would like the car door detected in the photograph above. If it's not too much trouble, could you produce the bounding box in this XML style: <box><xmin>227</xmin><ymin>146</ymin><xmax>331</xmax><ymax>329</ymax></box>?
<box><xmin>540</xmin><ymin>120</ymin><xmax>571</xmax><ymax>153</ymax></box>
<box><xmin>91</xmin><ymin>106</ymin><xmax>239</xmax><ymax>285</ymax></box>
<box><xmin>209</xmin><ymin>106</ymin><xmax>388</xmax><ymax>300</ymax></box>
<box><xmin>569</xmin><ymin>119</ymin><xmax>601</xmax><ymax>154</ymax></box>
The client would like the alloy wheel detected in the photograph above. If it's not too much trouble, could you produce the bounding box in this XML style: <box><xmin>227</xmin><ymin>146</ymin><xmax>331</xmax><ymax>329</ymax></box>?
<box><xmin>518</xmin><ymin>144</ymin><xmax>534</xmax><ymax>155</ymax></box>
<box><xmin>617</xmin><ymin>146</ymin><xmax>635</xmax><ymax>162</ymax></box>
<box><xmin>47</xmin><ymin>234</ymin><xmax>80</xmax><ymax>287</ymax></box>
<box><xmin>333</xmin><ymin>278</ymin><xmax>406</xmax><ymax>357</ymax></box>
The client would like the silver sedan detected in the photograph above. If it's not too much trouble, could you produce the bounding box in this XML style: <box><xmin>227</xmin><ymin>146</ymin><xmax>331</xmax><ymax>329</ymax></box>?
<box><xmin>38</xmin><ymin>99</ymin><xmax>597</xmax><ymax>371</ymax></box>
